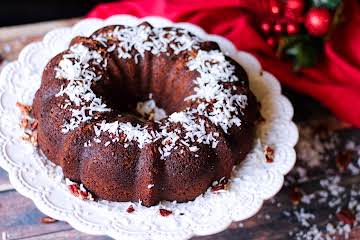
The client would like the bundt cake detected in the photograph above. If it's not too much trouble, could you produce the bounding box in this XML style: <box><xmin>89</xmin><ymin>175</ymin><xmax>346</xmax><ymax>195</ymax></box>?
<box><xmin>33</xmin><ymin>22</ymin><xmax>260</xmax><ymax>206</ymax></box>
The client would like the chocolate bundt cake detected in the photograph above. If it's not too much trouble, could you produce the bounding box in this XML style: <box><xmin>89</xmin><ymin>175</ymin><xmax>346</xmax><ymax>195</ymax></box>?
<box><xmin>33</xmin><ymin>22</ymin><xmax>259</xmax><ymax>206</ymax></box>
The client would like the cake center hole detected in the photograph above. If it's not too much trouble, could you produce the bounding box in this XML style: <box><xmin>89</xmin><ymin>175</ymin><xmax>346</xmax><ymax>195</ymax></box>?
<box><xmin>101</xmin><ymin>62</ymin><xmax>196</xmax><ymax>121</ymax></box>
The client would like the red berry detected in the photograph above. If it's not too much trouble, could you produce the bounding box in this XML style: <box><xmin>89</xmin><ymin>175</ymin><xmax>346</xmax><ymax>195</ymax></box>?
<box><xmin>266</xmin><ymin>37</ymin><xmax>278</xmax><ymax>48</ymax></box>
<box><xmin>304</xmin><ymin>7</ymin><xmax>332</xmax><ymax>37</ymax></box>
<box><xmin>286</xmin><ymin>22</ymin><xmax>300</xmax><ymax>35</ymax></box>
<box><xmin>271</xmin><ymin>5</ymin><xmax>281</xmax><ymax>15</ymax></box>
<box><xmin>270</xmin><ymin>0</ymin><xmax>281</xmax><ymax>15</ymax></box>
<box><xmin>260</xmin><ymin>21</ymin><xmax>272</xmax><ymax>34</ymax></box>
<box><xmin>274</xmin><ymin>23</ymin><xmax>283</xmax><ymax>33</ymax></box>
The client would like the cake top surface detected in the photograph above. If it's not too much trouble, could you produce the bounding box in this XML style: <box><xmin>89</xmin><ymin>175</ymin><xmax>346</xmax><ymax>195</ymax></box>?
<box><xmin>54</xmin><ymin>23</ymin><xmax>249</xmax><ymax>159</ymax></box>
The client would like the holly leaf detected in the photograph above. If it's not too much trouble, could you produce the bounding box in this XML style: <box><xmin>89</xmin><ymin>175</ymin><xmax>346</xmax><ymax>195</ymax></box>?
<box><xmin>277</xmin><ymin>35</ymin><xmax>305</xmax><ymax>57</ymax></box>
<box><xmin>311</xmin><ymin>0</ymin><xmax>342</xmax><ymax>9</ymax></box>
<box><xmin>285</xmin><ymin>40</ymin><xmax>321</xmax><ymax>71</ymax></box>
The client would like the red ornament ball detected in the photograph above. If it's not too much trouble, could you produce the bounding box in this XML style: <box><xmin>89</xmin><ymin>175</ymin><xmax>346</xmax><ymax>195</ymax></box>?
<box><xmin>266</xmin><ymin>36</ymin><xmax>278</xmax><ymax>48</ymax></box>
<box><xmin>285</xmin><ymin>0</ymin><xmax>305</xmax><ymax>15</ymax></box>
<box><xmin>287</xmin><ymin>22</ymin><xmax>300</xmax><ymax>35</ymax></box>
<box><xmin>274</xmin><ymin>23</ymin><xmax>283</xmax><ymax>33</ymax></box>
<box><xmin>260</xmin><ymin>21</ymin><xmax>272</xmax><ymax>34</ymax></box>
<box><xmin>305</xmin><ymin>7</ymin><xmax>332</xmax><ymax>37</ymax></box>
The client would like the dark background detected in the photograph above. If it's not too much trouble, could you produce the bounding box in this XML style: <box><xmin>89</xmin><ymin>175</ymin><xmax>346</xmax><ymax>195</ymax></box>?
<box><xmin>0</xmin><ymin>0</ymin><xmax>113</xmax><ymax>27</ymax></box>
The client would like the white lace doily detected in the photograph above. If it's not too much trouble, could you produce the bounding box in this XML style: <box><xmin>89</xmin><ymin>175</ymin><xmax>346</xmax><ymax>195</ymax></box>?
<box><xmin>0</xmin><ymin>15</ymin><xmax>298</xmax><ymax>240</ymax></box>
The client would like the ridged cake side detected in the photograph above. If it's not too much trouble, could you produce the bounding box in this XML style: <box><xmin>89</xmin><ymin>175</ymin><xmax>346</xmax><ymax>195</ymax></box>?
<box><xmin>33</xmin><ymin>23</ymin><xmax>259</xmax><ymax>206</ymax></box>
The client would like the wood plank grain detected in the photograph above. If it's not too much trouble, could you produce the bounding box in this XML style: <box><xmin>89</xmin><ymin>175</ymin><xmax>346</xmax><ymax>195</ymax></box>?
<box><xmin>20</xmin><ymin>229</ymin><xmax>109</xmax><ymax>240</ymax></box>
<box><xmin>194</xmin><ymin>168</ymin><xmax>360</xmax><ymax>239</ymax></box>
<box><xmin>0</xmin><ymin>190</ymin><xmax>72</xmax><ymax>240</ymax></box>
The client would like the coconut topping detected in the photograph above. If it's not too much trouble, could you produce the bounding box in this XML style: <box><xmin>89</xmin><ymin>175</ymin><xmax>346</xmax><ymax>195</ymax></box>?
<box><xmin>55</xmin><ymin>44</ymin><xmax>110</xmax><ymax>133</ymax></box>
<box><xmin>54</xmin><ymin>24</ymin><xmax>248</xmax><ymax>159</ymax></box>
<box><xmin>136</xmin><ymin>97</ymin><xmax>167</xmax><ymax>121</ymax></box>
<box><xmin>185</xmin><ymin>50</ymin><xmax>247</xmax><ymax>133</ymax></box>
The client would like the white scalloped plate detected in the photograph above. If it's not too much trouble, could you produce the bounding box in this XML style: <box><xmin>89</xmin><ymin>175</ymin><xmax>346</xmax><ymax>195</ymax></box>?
<box><xmin>0</xmin><ymin>15</ymin><xmax>298</xmax><ymax>240</ymax></box>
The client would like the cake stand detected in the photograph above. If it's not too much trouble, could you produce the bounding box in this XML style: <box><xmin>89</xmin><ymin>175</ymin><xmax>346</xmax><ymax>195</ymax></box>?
<box><xmin>0</xmin><ymin>15</ymin><xmax>298</xmax><ymax>240</ymax></box>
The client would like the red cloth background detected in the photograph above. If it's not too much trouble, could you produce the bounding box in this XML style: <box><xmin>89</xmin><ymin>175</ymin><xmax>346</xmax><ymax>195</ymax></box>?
<box><xmin>88</xmin><ymin>0</ymin><xmax>360</xmax><ymax>127</ymax></box>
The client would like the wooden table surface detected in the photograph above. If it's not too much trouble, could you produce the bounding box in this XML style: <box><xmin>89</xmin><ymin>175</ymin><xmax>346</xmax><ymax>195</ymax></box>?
<box><xmin>0</xmin><ymin>18</ymin><xmax>360</xmax><ymax>240</ymax></box>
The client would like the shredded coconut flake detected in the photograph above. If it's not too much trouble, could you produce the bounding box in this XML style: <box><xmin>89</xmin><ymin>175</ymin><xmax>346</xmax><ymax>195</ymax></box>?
<box><xmin>136</xmin><ymin>97</ymin><xmax>167</xmax><ymax>121</ymax></box>
<box><xmin>55</xmin><ymin>25</ymin><xmax>248</xmax><ymax>159</ymax></box>
<box><xmin>55</xmin><ymin>44</ymin><xmax>109</xmax><ymax>133</ymax></box>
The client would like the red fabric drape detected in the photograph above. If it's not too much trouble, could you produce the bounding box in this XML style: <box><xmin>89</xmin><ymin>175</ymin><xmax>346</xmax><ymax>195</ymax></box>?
<box><xmin>88</xmin><ymin>0</ymin><xmax>360</xmax><ymax>127</ymax></box>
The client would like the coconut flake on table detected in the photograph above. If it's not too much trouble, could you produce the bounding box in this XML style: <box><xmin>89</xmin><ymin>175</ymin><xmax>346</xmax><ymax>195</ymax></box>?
<box><xmin>295</xmin><ymin>124</ymin><xmax>338</xmax><ymax>168</ymax></box>
<box><xmin>281</xmin><ymin>124</ymin><xmax>360</xmax><ymax>239</ymax></box>
<box><xmin>294</xmin><ymin>208</ymin><xmax>315</xmax><ymax>227</ymax></box>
